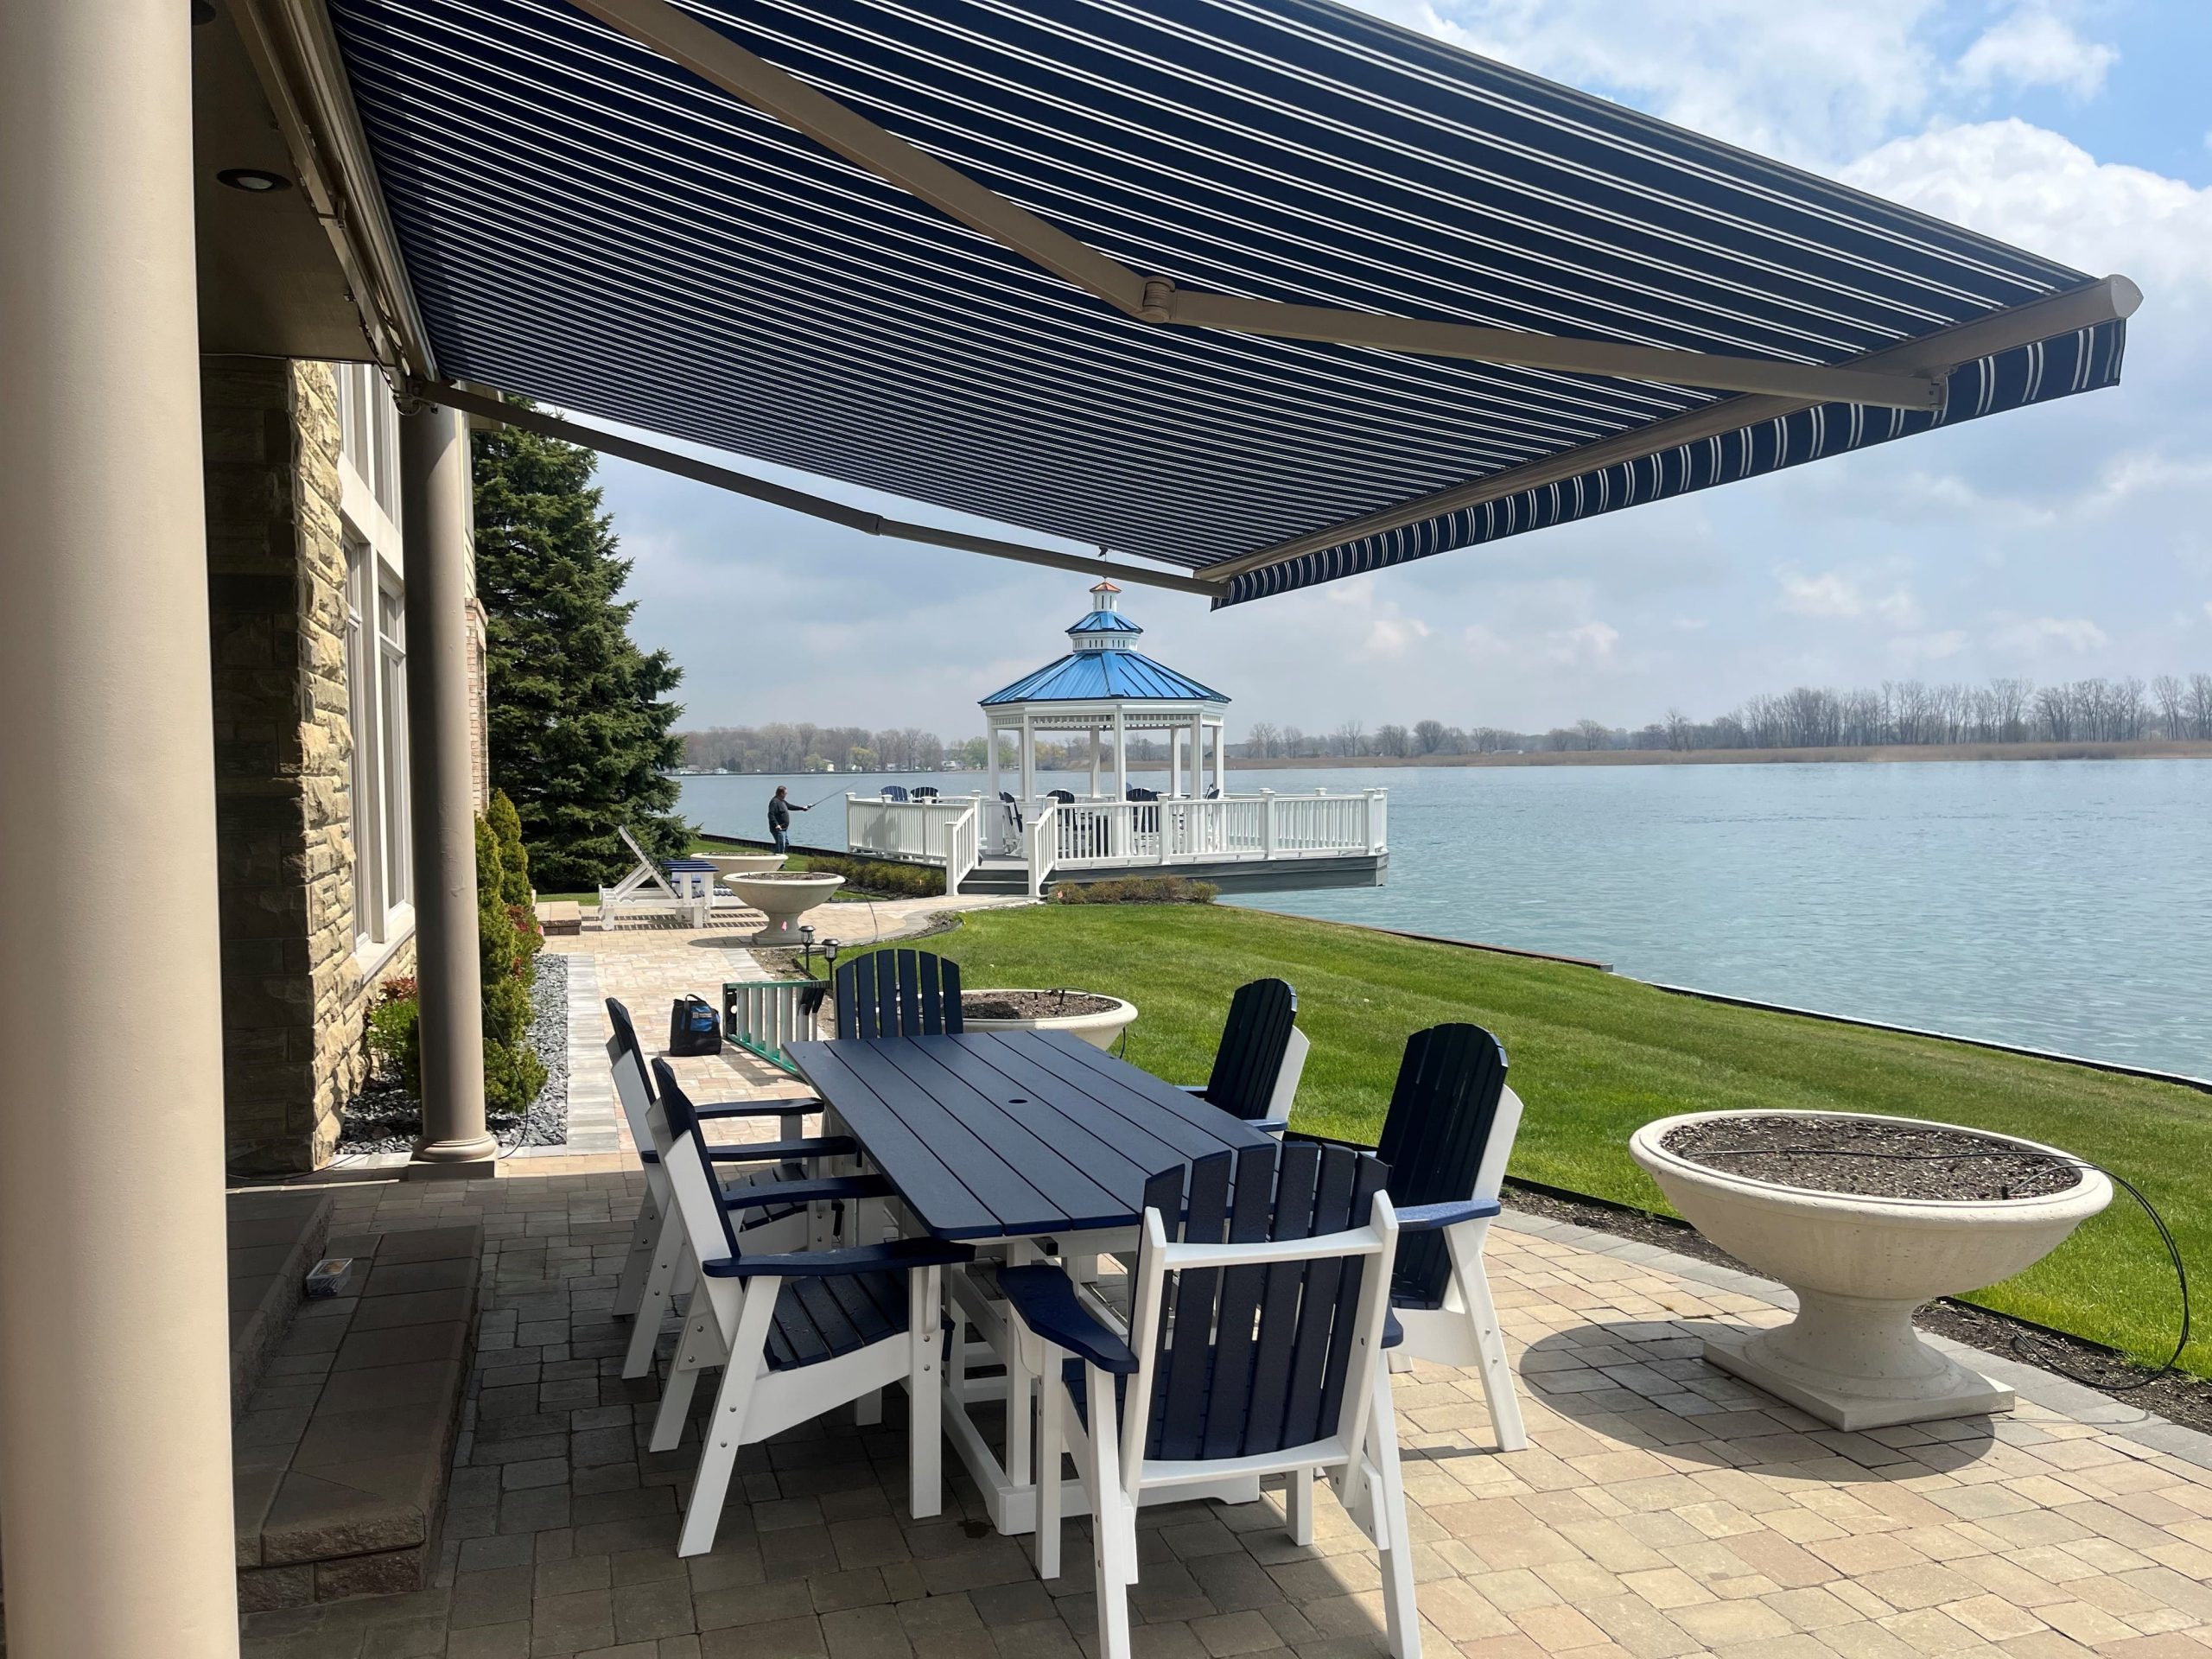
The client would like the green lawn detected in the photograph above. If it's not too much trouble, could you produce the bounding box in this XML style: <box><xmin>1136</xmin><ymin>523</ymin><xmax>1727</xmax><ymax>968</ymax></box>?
<box><xmin>854</xmin><ymin>903</ymin><xmax>2209</xmax><ymax>1376</ymax></box>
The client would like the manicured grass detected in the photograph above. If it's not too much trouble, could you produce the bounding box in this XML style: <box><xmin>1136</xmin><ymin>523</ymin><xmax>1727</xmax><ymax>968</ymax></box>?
<box><xmin>855</xmin><ymin>903</ymin><xmax>2210</xmax><ymax>1376</ymax></box>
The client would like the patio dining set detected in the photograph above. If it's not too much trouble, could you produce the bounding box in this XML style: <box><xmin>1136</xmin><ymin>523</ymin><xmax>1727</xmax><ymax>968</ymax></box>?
<box><xmin>600</xmin><ymin>951</ymin><xmax>1530</xmax><ymax>1659</ymax></box>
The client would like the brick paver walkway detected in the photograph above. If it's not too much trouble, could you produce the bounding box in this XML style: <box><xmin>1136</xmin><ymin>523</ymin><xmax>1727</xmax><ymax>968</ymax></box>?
<box><xmin>234</xmin><ymin>1154</ymin><xmax>2212</xmax><ymax>1659</ymax></box>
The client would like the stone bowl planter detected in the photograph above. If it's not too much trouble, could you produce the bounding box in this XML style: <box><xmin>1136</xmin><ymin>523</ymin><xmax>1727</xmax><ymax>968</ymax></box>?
<box><xmin>1629</xmin><ymin>1109</ymin><xmax>2110</xmax><ymax>1429</ymax></box>
<box><xmin>721</xmin><ymin>871</ymin><xmax>843</xmax><ymax>944</ymax></box>
<box><xmin>705</xmin><ymin>852</ymin><xmax>786</xmax><ymax>880</ymax></box>
<box><xmin>961</xmin><ymin>989</ymin><xmax>1137</xmax><ymax>1051</ymax></box>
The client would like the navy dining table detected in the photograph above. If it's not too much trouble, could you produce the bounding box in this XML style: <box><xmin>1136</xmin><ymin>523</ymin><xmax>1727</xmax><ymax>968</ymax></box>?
<box><xmin>784</xmin><ymin>1029</ymin><xmax>1274</xmax><ymax>1241</ymax></box>
<box><xmin>784</xmin><ymin>1028</ymin><xmax>1275</xmax><ymax>1533</ymax></box>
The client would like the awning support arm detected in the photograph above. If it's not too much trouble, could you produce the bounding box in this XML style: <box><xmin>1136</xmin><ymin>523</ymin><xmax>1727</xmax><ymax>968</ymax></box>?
<box><xmin>414</xmin><ymin>383</ymin><xmax>1217</xmax><ymax>597</ymax></box>
<box><xmin>569</xmin><ymin>0</ymin><xmax>1948</xmax><ymax>412</ymax></box>
<box><xmin>1201</xmin><ymin>273</ymin><xmax>2141</xmax><ymax>587</ymax></box>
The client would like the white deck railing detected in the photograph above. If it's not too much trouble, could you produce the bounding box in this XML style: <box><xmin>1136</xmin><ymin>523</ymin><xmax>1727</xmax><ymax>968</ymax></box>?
<box><xmin>853</xmin><ymin>789</ymin><xmax>1385</xmax><ymax>898</ymax></box>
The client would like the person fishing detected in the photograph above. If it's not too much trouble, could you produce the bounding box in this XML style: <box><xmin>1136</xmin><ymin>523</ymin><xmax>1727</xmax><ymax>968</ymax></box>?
<box><xmin>766</xmin><ymin>785</ymin><xmax>809</xmax><ymax>854</ymax></box>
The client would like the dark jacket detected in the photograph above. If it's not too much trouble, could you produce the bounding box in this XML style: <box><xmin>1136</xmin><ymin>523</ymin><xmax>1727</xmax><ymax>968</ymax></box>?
<box><xmin>767</xmin><ymin>796</ymin><xmax>791</xmax><ymax>831</ymax></box>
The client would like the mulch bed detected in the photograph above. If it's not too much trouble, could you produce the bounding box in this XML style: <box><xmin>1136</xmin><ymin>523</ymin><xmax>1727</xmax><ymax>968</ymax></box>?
<box><xmin>1503</xmin><ymin>1177</ymin><xmax>2212</xmax><ymax>1436</ymax></box>
<box><xmin>963</xmin><ymin>989</ymin><xmax>1118</xmax><ymax>1019</ymax></box>
<box><xmin>1662</xmin><ymin>1114</ymin><xmax>2082</xmax><ymax>1201</ymax></box>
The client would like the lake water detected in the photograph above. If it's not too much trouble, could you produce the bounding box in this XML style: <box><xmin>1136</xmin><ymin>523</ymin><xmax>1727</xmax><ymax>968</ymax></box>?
<box><xmin>677</xmin><ymin>760</ymin><xmax>2212</xmax><ymax>1080</ymax></box>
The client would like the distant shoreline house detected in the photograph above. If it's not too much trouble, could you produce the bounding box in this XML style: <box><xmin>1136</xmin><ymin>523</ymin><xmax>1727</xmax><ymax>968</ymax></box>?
<box><xmin>205</xmin><ymin>359</ymin><xmax>490</xmax><ymax>1173</ymax></box>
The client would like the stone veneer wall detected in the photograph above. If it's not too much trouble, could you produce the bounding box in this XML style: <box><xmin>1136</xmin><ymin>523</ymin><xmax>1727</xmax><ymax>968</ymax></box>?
<box><xmin>204</xmin><ymin>359</ymin><xmax>404</xmax><ymax>1173</ymax></box>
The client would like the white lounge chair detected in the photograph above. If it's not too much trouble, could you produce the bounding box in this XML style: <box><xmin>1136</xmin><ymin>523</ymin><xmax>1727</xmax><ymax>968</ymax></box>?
<box><xmin>597</xmin><ymin>824</ymin><xmax>702</xmax><ymax>926</ymax></box>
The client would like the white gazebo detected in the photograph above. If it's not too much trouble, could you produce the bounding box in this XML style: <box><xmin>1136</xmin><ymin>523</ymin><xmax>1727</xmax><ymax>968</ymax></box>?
<box><xmin>982</xmin><ymin>582</ymin><xmax>1230</xmax><ymax>805</ymax></box>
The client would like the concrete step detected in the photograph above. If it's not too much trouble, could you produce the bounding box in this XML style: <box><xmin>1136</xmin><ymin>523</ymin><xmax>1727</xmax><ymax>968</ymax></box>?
<box><xmin>233</xmin><ymin>1222</ymin><xmax>481</xmax><ymax>1610</ymax></box>
<box><xmin>228</xmin><ymin>1191</ymin><xmax>334</xmax><ymax>1420</ymax></box>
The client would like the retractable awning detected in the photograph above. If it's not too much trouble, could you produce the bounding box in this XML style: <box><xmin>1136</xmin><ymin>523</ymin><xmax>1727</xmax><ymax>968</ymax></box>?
<box><xmin>308</xmin><ymin>0</ymin><xmax>2136</xmax><ymax>607</ymax></box>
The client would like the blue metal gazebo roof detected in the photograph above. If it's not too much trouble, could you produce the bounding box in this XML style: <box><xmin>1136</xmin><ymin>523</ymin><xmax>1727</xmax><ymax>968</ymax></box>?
<box><xmin>981</xmin><ymin>652</ymin><xmax>1227</xmax><ymax>707</ymax></box>
<box><xmin>983</xmin><ymin>583</ymin><xmax>1225</xmax><ymax>705</ymax></box>
<box><xmin>327</xmin><ymin>0</ymin><xmax>2134</xmax><ymax>609</ymax></box>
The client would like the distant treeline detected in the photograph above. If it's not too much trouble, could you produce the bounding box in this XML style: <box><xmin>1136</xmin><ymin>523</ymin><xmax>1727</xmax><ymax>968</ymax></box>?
<box><xmin>676</xmin><ymin>721</ymin><xmax>1185</xmax><ymax>773</ymax></box>
<box><xmin>679</xmin><ymin>673</ymin><xmax>2212</xmax><ymax>772</ymax></box>
<box><xmin>1237</xmin><ymin>673</ymin><xmax>2212</xmax><ymax>758</ymax></box>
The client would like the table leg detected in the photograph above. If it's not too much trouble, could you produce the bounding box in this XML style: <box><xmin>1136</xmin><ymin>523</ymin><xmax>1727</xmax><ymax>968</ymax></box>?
<box><xmin>1002</xmin><ymin>1239</ymin><xmax>1036</xmax><ymax>1491</ymax></box>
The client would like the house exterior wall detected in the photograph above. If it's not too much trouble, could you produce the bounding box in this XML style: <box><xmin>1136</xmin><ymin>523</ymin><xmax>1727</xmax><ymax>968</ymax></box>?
<box><xmin>203</xmin><ymin>359</ymin><xmax>463</xmax><ymax>1173</ymax></box>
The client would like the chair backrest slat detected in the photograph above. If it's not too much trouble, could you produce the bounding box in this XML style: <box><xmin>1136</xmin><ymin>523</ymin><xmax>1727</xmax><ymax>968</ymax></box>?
<box><xmin>1236</xmin><ymin>1141</ymin><xmax>1322</xmax><ymax>1454</ymax></box>
<box><xmin>1202</xmin><ymin>979</ymin><xmax>1297</xmax><ymax>1122</ymax></box>
<box><xmin>651</xmin><ymin>1058</ymin><xmax>742</xmax><ymax>1262</ymax></box>
<box><xmin>835</xmin><ymin>950</ymin><xmax>963</xmax><ymax>1039</ymax></box>
<box><xmin>1374</xmin><ymin>1024</ymin><xmax>1510</xmax><ymax>1308</ymax></box>
<box><xmin>1135</xmin><ymin>1141</ymin><xmax>1392</xmax><ymax>1464</ymax></box>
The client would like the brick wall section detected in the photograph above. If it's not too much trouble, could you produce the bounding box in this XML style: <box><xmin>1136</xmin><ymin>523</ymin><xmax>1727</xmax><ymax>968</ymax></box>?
<box><xmin>204</xmin><ymin>359</ymin><xmax>402</xmax><ymax>1173</ymax></box>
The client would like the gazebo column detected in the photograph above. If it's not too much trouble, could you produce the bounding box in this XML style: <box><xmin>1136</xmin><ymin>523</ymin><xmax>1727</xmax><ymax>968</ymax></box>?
<box><xmin>1113</xmin><ymin>708</ymin><xmax>1128</xmax><ymax>800</ymax></box>
<box><xmin>0</xmin><ymin>3</ymin><xmax>242</xmax><ymax>1653</ymax></box>
<box><xmin>1170</xmin><ymin>728</ymin><xmax>1183</xmax><ymax>797</ymax></box>
<box><xmin>1090</xmin><ymin>725</ymin><xmax>1101</xmax><ymax>799</ymax></box>
<box><xmin>1020</xmin><ymin>711</ymin><xmax>1035</xmax><ymax>803</ymax></box>
<box><xmin>1190</xmin><ymin>713</ymin><xmax>1205</xmax><ymax>799</ymax></box>
<box><xmin>1213</xmin><ymin>723</ymin><xmax>1228</xmax><ymax>794</ymax></box>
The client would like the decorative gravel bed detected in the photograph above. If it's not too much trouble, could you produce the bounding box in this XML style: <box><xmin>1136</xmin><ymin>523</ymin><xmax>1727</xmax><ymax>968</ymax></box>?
<box><xmin>963</xmin><ymin>988</ymin><xmax>1119</xmax><ymax>1020</ymax></box>
<box><xmin>335</xmin><ymin>954</ymin><xmax>571</xmax><ymax>1154</ymax></box>
<box><xmin>1662</xmin><ymin>1113</ymin><xmax>2082</xmax><ymax>1201</ymax></box>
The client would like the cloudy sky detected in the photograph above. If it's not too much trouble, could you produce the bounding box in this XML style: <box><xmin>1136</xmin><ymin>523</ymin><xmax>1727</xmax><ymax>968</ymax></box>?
<box><xmin>590</xmin><ymin>0</ymin><xmax>2212</xmax><ymax>740</ymax></box>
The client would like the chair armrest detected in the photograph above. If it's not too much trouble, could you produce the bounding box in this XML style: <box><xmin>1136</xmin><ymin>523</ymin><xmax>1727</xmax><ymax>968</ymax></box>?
<box><xmin>702</xmin><ymin>1135</ymin><xmax>855</xmax><ymax>1164</ymax></box>
<box><xmin>1176</xmin><ymin>1084</ymin><xmax>1207</xmax><ymax>1096</ymax></box>
<box><xmin>703</xmin><ymin>1236</ymin><xmax>975</xmax><ymax>1280</ymax></box>
<box><xmin>1281</xmin><ymin>1129</ymin><xmax>1371</xmax><ymax>1152</ymax></box>
<box><xmin>998</xmin><ymin>1264</ymin><xmax>1140</xmax><ymax>1375</ymax></box>
<box><xmin>1395</xmin><ymin>1198</ymin><xmax>1502</xmax><ymax>1231</ymax></box>
<box><xmin>721</xmin><ymin>1173</ymin><xmax>893</xmax><ymax>1211</ymax></box>
<box><xmin>1249</xmin><ymin>1117</ymin><xmax>1291</xmax><ymax>1135</ymax></box>
<box><xmin>694</xmin><ymin>1096</ymin><xmax>822</xmax><ymax>1120</ymax></box>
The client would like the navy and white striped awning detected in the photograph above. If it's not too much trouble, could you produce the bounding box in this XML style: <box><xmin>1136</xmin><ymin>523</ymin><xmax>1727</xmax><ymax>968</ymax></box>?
<box><xmin>327</xmin><ymin>0</ymin><xmax>2128</xmax><ymax>607</ymax></box>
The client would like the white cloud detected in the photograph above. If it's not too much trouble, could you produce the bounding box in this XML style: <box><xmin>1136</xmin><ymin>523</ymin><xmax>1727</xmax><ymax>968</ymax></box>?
<box><xmin>1776</xmin><ymin>569</ymin><xmax>1922</xmax><ymax>626</ymax></box>
<box><xmin>1542</xmin><ymin>621</ymin><xmax>1620</xmax><ymax>665</ymax></box>
<box><xmin>1951</xmin><ymin>8</ymin><xmax>2117</xmax><ymax>100</ymax></box>
<box><xmin>1987</xmin><ymin>614</ymin><xmax>2111</xmax><ymax>654</ymax></box>
<box><xmin>1363</xmin><ymin>615</ymin><xmax>1432</xmax><ymax>656</ymax></box>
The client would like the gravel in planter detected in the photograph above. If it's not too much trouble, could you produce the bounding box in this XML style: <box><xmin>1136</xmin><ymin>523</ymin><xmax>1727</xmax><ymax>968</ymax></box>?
<box><xmin>336</xmin><ymin>954</ymin><xmax>571</xmax><ymax>1154</ymax></box>
<box><xmin>963</xmin><ymin>989</ymin><xmax>1119</xmax><ymax>1019</ymax></box>
<box><xmin>1662</xmin><ymin>1114</ymin><xmax>2082</xmax><ymax>1201</ymax></box>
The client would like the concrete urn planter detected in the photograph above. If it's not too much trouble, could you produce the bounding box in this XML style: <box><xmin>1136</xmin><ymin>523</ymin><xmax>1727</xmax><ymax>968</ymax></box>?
<box><xmin>961</xmin><ymin>989</ymin><xmax>1138</xmax><ymax>1051</ymax></box>
<box><xmin>1629</xmin><ymin>1110</ymin><xmax>2110</xmax><ymax>1430</ymax></box>
<box><xmin>721</xmin><ymin>871</ymin><xmax>843</xmax><ymax>944</ymax></box>
<box><xmin>705</xmin><ymin>853</ymin><xmax>786</xmax><ymax>880</ymax></box>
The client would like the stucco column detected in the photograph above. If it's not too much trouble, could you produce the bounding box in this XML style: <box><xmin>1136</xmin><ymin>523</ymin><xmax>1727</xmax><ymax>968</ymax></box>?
<box><xmin>0</xmin><ymin>6</ymin><xmax>241</xmax><ymax>1654</ymax></box>
<box><xmin>402</xmin><ymin>404</ymin><xmax>495</xmax><ymax>1177</ymax></box>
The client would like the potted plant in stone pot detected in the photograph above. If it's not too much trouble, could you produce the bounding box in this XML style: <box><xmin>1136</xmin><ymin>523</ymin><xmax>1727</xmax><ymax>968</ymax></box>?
<box><xmin>1629</xmin><ymin>1109</ymin><xmax>2110</xmax><ymax>1430</ymax></box>
<box><xmin>961</xmin><ymin>988</ymin><xmax>1138</xmax><ymax>1051</ymax></box>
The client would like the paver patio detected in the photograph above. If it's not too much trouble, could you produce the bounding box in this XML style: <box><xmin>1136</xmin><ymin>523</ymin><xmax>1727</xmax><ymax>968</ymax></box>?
<box><xmin>229</xmin><ymin>1154</ymin><xmax>2212</xmax><ymax>1659</ymax></box>
<box><xmin>228</xmin><ymin>912</ymin><xmax>2212</xmax><ymax>1657</ymax></box>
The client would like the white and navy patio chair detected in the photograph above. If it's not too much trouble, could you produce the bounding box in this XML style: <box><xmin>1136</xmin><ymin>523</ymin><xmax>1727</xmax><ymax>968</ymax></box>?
<box><xmin>1003</xmin><ymin>1141</ymin><xmax>1449</xmax><ymax>1659</ymax></box>
<box><xmin>1179</xmin><ymin>977</ymin><xmax>1307</xmax><ymax>1135</ymax></box>
<box><xmin>910</xmin><ymin>785</ymin><xmax>940</xmax><ymax>801</ymax></box>
<box><xmin>605</xmin><ymin>997</ymin><xmax>880</xmax><ymax>1380</ymax></box>
<box><xmin>880</xmin><ymin>784</ymin><xmax>910</xmax><ymax>801</ymax></box>
<box><xmin>648</xmin><ymin>1060</ymin><xmax>973</xmax><ymax>1555</ymax></box>
<box><xmin>597</xmin><ymin>824</ymin><xmax>698</xmax><ymax>926</ymax></box>
<box><xmin>1290</xmin><ymin>1024</ymin><xmax>1525</xmax><ymax>1451</ymax></box>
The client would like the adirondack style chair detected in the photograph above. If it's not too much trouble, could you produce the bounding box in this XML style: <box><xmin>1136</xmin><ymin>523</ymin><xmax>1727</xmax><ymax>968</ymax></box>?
<box><xmin>997</xmin><ymin>791</ymin><xmax>1025</xmax><ymax>853</ymax></box>
<box><xmin>1291</xmin><ymin>1024</ymin><xmax>1525</xmax><ymax>1451</ymax></box>
<box><xmin>605</xmin><ymin>998</ymin><xmax>874</xmax><ymax>1380</ymax></box>
<box><xmin>910</xmin><ymin>786</ymin><xmax>940</xmax><ymax>801</ymax></box>
<box><xmin>598</xmin><ymin>824</ymin><xmax>700</xmax><ymax>926</ymax></box>
<box><xmin>880</xmin><ymin>785</ymin><xmax>910</xmax><ymax>801</ymax></box>
<box><xmin>1181</xmin><ymin>977</ymin><xmax>1307</xmax><ymax>1133</ymax></box>
<box><xmin>648</xmin><ymin>1061</ymin><xmax>973</xmax><ymax>1555</ymax></box>
<box><xmin>1046</xmin><ymin>787</ymin><xmax>1076</xmax><ymax>804</ymax></box>
<box><xmin>834</xmin><ymin>949</ymin><xmax>963</xmax><ymax>1039</ymax></box>
<box><xmin>1002</xmin><ymin>1141</ymin><xmax>1461</xmax><ymax>1659</ymax></box>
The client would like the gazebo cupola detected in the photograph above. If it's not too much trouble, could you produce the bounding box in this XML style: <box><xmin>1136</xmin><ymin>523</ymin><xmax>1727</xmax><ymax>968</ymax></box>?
<box><xmin>981</xmin><ymin>582</ymin><xmax>1230</xmax><ymax>804</ymax></box>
